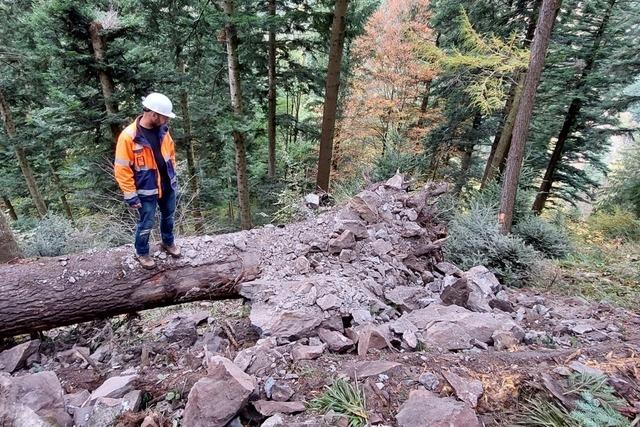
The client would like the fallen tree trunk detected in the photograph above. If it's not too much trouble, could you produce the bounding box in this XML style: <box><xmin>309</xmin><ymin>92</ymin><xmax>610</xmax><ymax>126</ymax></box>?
<box><xmin>0</xmin><ymin>246</ymin><xmax>260</xmax><ymax>338</ymax></box>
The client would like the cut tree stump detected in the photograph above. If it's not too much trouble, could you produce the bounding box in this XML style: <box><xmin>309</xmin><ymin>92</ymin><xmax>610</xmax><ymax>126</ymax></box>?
<box><xmin>0</xmin><ymin>245</ymin><xmax>260</xmax><ymax>338</ymax></box>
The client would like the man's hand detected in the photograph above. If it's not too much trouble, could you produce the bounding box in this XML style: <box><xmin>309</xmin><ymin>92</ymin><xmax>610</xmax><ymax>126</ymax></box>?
<box><xmin>126</xmin><ymin>196</ymin><xmax>142</xmax><ymax>209</ymax></box>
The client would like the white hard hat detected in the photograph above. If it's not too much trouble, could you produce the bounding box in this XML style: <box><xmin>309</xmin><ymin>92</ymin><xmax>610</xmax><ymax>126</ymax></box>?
<box><xmin>142</xmin><ymin>92</ymin><xmax>176</xmax><ymax>118</ymax></box>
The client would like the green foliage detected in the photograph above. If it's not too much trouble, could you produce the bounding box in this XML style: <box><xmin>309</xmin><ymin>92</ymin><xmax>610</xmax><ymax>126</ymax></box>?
<box><xmin>23</xmin><ymin>214</ymin><xmax>77</xmax><ymax>257</ymax></box>
<box><xmin>565</xmin><ymin>373</ymin><xmax>626</xmax><ymax>409</ymax></box>
<box><xmin>588</xmin><ymin>208</ymin><xmax>640</xmax><ymax>242</ymax></box>
<box><xmin>516</xmin><ymin>397</ymin><xmax>575</xmax><ymax>427</ymax></box>
<box><xmin>444</xmin><ymin>205</ymin><xmax>541</xmax><ymax>287</ymax></box>
<box><xmin>513</xmin><ymin>216</ymin><xmax>573</xmax><ymax>259</ymax></box>
<box><xmin>570</xmin><ymin>392</ymin><xmax>628</xmax><ymax>427</ymax></box>
<box><xmin>309</xmin><ymin>378</ymin><xmax>368</xmax><ymax>427</ymax></box>
<box><xmin>599</xmin><ymin>140</ymin><xmax>640</xmax><ymax>217</ymax></box>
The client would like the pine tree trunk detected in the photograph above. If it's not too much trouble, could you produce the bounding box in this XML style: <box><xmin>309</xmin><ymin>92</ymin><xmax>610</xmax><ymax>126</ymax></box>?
<box><xmin>222</xmin><ymin>0</ymin><xmax>252</xmax><ymax>230</ymax></box>
<box><xmin>531</xmin><ymin>0</ymin><xmax>616</xmax><ymax>214</ymax></box>
<box><xmin>267</xmin><ymin>0</ymin><xmax>277</xmax><ymax>179</ymax></box>
<box><xmin>0</xmin><ymin>210</ymin><xmax>21</xmax><ymax>263</ymax></box>
<box><xmin>48</xmin><ymin>162</ymin><xmax>74</xmax><ymax>222</ymax></box>
<box><xmin>14</xmin><ymin>147</ymin><xmax>48</xmax><ymax>218</ymax></box>
<box><xmin>481</xmin><ymin>1</ymin><xmax>540</xmax><ymax>188</ymax></box>
<box><xmin>177</xmin><ymin>59</ymin><xmax>205</xmax><ymax>233</ymax></box>
<box><xmin>418</xmin><ymin>79</ymin><xmax>432</xmax><ymax>127</ymax></box>
<box><xmin>0</xmin><ymin>88</ymin><xmax>48</xmax><ymax>218</ymax></box>
<box><xmin>499</xmin><ymin>0</ymin><xmax>560</xmax><ymax>234</ymax></box>
<box><xmin>0</xmin><ymin>244</ymin><xmax>259</xmax><ymax>338</ymax></box>
<box><xmin>315</xmin><ymin>0</ymin><xmax>349</xmax><ymax>193</ymax></box>
<box><xmin>481</xmin><ymin>73</ymin><xmax>525</xmax><ymax>187</ymax></box>
<box><xmin>88</xmin><ymin>21</ymin><xmax>121</xmax><ymax>141</ymax></box>
<box><xmin>455</xmin><ymin>113</ymin><xmax>481</xmax><ymax>194</ymax></box>
<box><xmin>2</xmin><ymin>196</ymin><xmax>18</xmax><ymax>221</ymax></box>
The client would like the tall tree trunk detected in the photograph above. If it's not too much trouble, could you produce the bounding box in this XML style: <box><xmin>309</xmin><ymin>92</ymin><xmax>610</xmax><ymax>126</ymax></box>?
<box><xmin>499</xmin><ymin>0</ymin><xmax>560</xmax><ymax>234</ymax></box>
<box><xmin>0</xmin><ymin>88</ymin><xmax>48</xmax><ymax>218</ymax></box>
<box><xmin>481</xmin><ymin>1</ymin><xmax>540</xmax><ymax>188</ymax></box>
<box><xmin>0</xmin><ymin>210</ymin><xmax>21</xmax><ymax>263</ymax></box>
<box><xmin>418</xmin><ymin>79</ymin><xmax>432</xmax><ymax>127</ymax></box>
<box><xmin>88</xmin><ymin>21</ymin><xmax>121</xmax><ymax>141</ymax></box>
<box><xmin>531</xmin><ymin>0</ymin><xmax>616</xmax><ymax>214</ymax></box>
<box><xmin>176</xmin><ymin>57</ymin><xmax>205</xmax><ymax>233</ymax></box>
<box><xmin>267</xmin><ymin>0</ymin><xmax>277</xmax><ymax>179</ymax></box>
<box><xmin>481</xmin><ymin>73</ymin><xmax>526</xmax><ymax>187</ymax></box>
<box><xmin>315</xmin><ymin>0</ymin><xmax>349</xmax><ymax>193</ymax></box>
<box><xmin>48</xmin><ymin>162</ymin><xmax>74</xmax><ymax>222</ymax></box>
<box><xmin>222</xmin><ymin>0</ymin><xmax>252</xmax><ymax>230</ymax></box>
<box><xmin>2</xmin><ymin>196</ymin><xmax>18</xmax><ymax>221</ymax></box>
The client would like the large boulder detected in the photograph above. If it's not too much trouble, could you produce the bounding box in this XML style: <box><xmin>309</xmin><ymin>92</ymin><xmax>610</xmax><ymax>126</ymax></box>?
<box><xmin>89</xmin><ymin>375</ymin><xmax>138</xmax><ymax>403</ymax></box>
<box><xmin>0</xmin><ymin>340</ymin><xmax>40</xmax><ymax>373</ymax></box>
<box><xmin>0</xmin><ymin>371</ymin><xmax>72</xmax><ymax>426</ymax></box>
<box><xmin>395</xmin><ymin>390</ymin><xmax>480</xmax><ymax>427</ymax></box>
<box><xmin>391</xmin><ymin>304</ymin><xmax>518</xmax><ymax>351</ymax></box>
<box><xmin>182</xmin><ymin>356</ymin><xmax>256</xmax><ymax>427</ymax></box>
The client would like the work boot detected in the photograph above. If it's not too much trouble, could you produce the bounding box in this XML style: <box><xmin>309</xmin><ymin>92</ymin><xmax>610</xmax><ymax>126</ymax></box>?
<box><xmin>161</xmin><ymin>243</ymin><xmax>181</xmax><ymax>258</ymax></box>
<box><xmin>137</xmin><ymin>254</ymin><xmax>156</xmax><ymax>270</ymax></box>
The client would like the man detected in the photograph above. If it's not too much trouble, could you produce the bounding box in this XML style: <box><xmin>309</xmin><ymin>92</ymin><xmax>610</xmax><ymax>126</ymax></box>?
<box><xmin>114</xmin><ymin>92</ymin><xmax>181</xmax><ymax>269</ymax></box>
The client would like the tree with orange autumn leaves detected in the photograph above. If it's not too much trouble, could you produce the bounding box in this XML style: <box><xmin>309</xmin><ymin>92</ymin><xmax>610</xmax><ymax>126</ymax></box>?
<box><xmin>332</xmin><ymin>0</ymin><xmax>439</xmax><ymax>178</ymax></box>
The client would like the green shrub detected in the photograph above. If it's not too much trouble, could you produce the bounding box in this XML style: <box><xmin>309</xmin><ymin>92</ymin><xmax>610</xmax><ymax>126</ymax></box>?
<box><xmin>513</xmin><ymin>216</ymin><xmax>572</xmax><ymax>259</ymax></box>
<box><xmin>444</xmin><ymin>205</ymin><xmax>541</xmax><ymax>287</ymax></box>
<box><xmin>309</xmin><ymin>379</ymin><xmax>368</xmax><ymax>427</ymax></box>
<box><xmin>23</xmin><ymin>214</ymin><xmax>77</xmax><ymax>257</ymax></box>
<box><xmin>588</xmin><ymin>208</ymin><xmax>640</xmax><ymax>241</ymax></box>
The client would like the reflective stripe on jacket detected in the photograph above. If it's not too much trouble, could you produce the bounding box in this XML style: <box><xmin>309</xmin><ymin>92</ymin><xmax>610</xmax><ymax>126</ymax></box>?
<box><xmin>114</xmin><ymin>117</ymin><xmax>177</xmax><ymax>200</ymax></box>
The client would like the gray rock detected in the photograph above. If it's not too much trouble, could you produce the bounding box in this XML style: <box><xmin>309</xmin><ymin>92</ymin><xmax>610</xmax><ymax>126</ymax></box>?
<box><xmin>569</xmin><ymin>361</ymin><xmax>604</xmax><ymax>377</ymax></box>
<box><xmin>435</xmin><ymin>262</ymin><xmax>462</xmax><ymax>276</ymax></box>
<box><xmin>316</xmin><ymin>294</ymin><xmax>341</xmax><ymax>311</ymax></box>
<box><xmin>261</xmin><ymin>414</ymin><xmax>285</xmax><ymax>427</ymax></box>
<box><xmin>570</xmin><ymin>323</ymin><xmax>594</xmax><ymax>335</ymax></box>
<box><xmin>343</xmin><ymin>360</ymin><xmax>402</xmax><ymax>378</ymax></box>
<box><xmin>372</xmin><ymin>239</ymin><xmax>393</xmax><ymax>256</ymax></box>
<box><xmin>328</xmin><ymin>230</ymin><xmax>356</xmax><ymax>254</ymax></box>
<box><xmin>305</xmin><ymin>193</ymin><xmax>320</xmax><ymax>208</ymax></box>
<box><xmin>353</xmin><ymin>324</ymin><xmax>393</xmax><ymax>356</ymax></box>
<box><xmin>350</xmin><ymin>309</ymin><xmax>373</xmax><ymax>325</ymax></box>
<box><xmin>492</xmin><ymin>327</ymin><xmax>524</xmax><ymax>351</ymax></box>
<box><xmin>291</xmin><ymin>344</ymin><xmax>324</xmax><ymax>361</ymax></box>
<box><xmin>294</xmin><ymin>256</ymin><xmax>311</xmax><ymax>274</ymax></box>
<box><xmin>318</xmin><ymin>328</ymin><xmax>354</xmax><ymax>353</ymax></box>
<box><xmin>393</xmin><ymin>304</ymin><xmax>518</xmax><ymax>351</ymax></box>
<box><xmin>442</xmin><ymin>371</ymin><xmax>484</xmax><ymax>408</ymax></box>
<box><xmin>0</xmin><ymin>339</ymin><xmax>40</xmax><ymax>373</ymax></box>
<box><xmin>89</xmin><ymin>375</ymin><xmax>138</xmax><ymax>403</ymax></box>
<box><xmin>464</xmin><ymin>266</ymin><xmax>500</xmax><ymax>293</ymax></box>
<box><xmin>337</xmin><ymin>220</ymin><xmax>369</xmax><ymax>240</ymax></box>
<box><xmin>86</xmin><ymin>397</ymin><xmax>124</xmax><ymax>427</ymax></box>
<box><xmin>64</xmin><ymin>389</ymin><xmax>90</xmax><ymax>415</ymax></box>
<box><xmin>0</xmin><ymin>371</ymin><xmax>73</xmax><ymax>427</ymax></box>
<box><xmin>418</xmin><ymin>373</ymin><xmax>440</xmax><ymax>391</ymax></box>
<box><xmin>384</xmin><ymin>286</ymin><xmax>431</xmax><ymax>311</ymax></box>
<box><xmin>349</xmin><ymin>191</ymin><xmax>382</xmax><ymax>224</ymax></box>
<box><xmin>271</xmin><ymin>382</ymin><xmax>295</xmax><ymax>402</ymax></box>
<box><xmin>250</xmin><ymin>303</ymin><xmax>323</xmax><ymax>339</ymax></box>
<box><xmin>264</xmin><ymin>377</ymin><xmax>276</xmax><ymax>398</ymax></box>
<box><xmin>395</xmin><ymin>390</ymin><xmax>480</xmax><ymax>427</ymax></box>
<box><xmin>162</xmin><ymin>314</ymin><xmax>197</xmax><ymax>345</ymax></box>
<box><xmin>182</xmin><ymin>356</ymin><xmax>256</xmax><ymax>427</ymax></box>
<box><xmin>339</xmin><ymin>249</ymin><xmax>356</xmax><ymax>263</ymax></box>
<box><xmin>122</xmin><ymin>390</ymin><xmax>142</xmax><ymax>412</ymax></box>
<box><xmin>253</xmin><ymin>400</ymin><xmax>305</xmax><ymax>416</ymax></box>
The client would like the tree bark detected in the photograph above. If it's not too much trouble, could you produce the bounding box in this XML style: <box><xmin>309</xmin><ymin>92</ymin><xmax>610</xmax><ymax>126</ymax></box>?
<box><xmin>222</xmin><ymin>0</ymin><xmax>252</xmax><ymax>230</ymax></box>
<box><xmin>531</xmin><ymin>0</ymin><xmax>616</xmax><ymax>214</ymax></box>
<box><xmin>0</xmin><ymin>245</ymin><xmax>260</xmax><ymax>338</ymax></box>
<box><xmin>481</xmin><ymin>1</ymin><xmax>540</xmax><ymax>188</ymax></box>
<box><xmin>499</xmin><ymin>0</ymin><xmax>560</xmax><ymax>234</ymax></box>
<box><xmin>481</xmin><ymin>73</ymin><xmax>526</xmax><ymax>187</ymax></box>
<box><xmin>2</xmin><ymin>196</ymin><xmax>18</xmax><ymax>221</ymax></box>
<box><xmin>315</xmin><ymin>0</ymin><xmax>349</xmax><ymax>193</ymax></box>
<box><xmin>267</xmin><ymin>0</ymin><xmax>277</xmax><ymax>179</ymax></box>
<box><xmin>0</xmin><ymin>88</ymin><xmax>48</xmax><ymax>218</ymax></box>
<box><xmin>0</xmin><ymin>210</ymin><xmax>21</xmax><ymax>264</ymax></box>
<box><xmin>88</xmin><ymin>21</ymin><xmax>121</xmax><ymax>142</ymax></box>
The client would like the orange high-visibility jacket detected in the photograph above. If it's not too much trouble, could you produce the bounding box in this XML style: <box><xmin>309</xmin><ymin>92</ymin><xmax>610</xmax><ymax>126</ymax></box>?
<box><xmin>114</xmin><ymin>117</ymin><xmax>177</xmax><ymax>202</ymax></box>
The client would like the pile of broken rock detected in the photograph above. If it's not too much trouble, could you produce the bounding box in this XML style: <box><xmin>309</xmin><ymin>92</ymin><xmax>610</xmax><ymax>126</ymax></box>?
<box><xmin>1</xmin><ymin>175</ymin><xmax>636</xmax><ymax>426</ymax></box>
